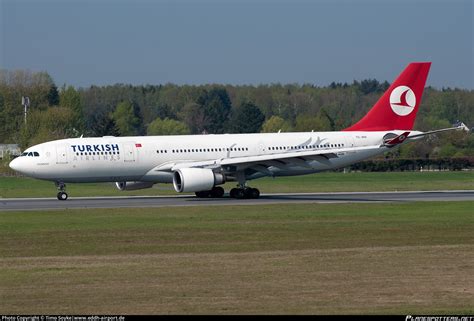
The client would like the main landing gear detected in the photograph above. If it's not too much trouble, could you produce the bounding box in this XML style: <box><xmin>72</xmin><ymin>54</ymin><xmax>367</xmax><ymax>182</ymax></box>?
<box><xmin>229</xmin><ymin>172</ymin><xmax>260</xmax><ymax>199</ymax></box>
<box><xmin>194</xmin><ymin>186</ymin><xmax>260</xmax><ymax>199</ymax></box>
<box><xmin>229</xmin><ymin>187</ymin><xmax>260</xmax><ymax>199</ymax></box>
<box><xmin>55</xmin><ymin>182</ymin><xmax>68</xmax><ymax>201</ymax></box>
<box><xmin>195</xmin><ymin>186</ymin><xmax>225</xmax><ymax>198</ymax></box>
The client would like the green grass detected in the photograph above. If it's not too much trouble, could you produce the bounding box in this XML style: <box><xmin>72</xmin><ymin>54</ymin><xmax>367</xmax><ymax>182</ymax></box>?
<box><xmin>1</xmin><ymin>171</ymin><xmax>473</xmax><ymax>198</ymax></box>
<box><xmin>0</xmin><ymin>202</ymin><xmax>473</xmax><ymax>314</ymax></box>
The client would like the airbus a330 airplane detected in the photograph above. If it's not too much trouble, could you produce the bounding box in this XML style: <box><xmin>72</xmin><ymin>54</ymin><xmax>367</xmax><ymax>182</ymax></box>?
<box><xmin>9</xmin><ymin>62</ymin><xmax>468</xmax><ymax>200</ymax></box>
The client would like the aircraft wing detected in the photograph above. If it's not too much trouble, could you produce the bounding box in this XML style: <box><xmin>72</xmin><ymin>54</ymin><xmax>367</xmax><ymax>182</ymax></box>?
<box><xmin>168</xmin><ymin>144</ymin><xmax>382</xmax><ymax>175</ymax></box>
<box><xmin>147</xmin><ymin>123</ymin><xmax>469</xmax><ymax>177</ymax></box>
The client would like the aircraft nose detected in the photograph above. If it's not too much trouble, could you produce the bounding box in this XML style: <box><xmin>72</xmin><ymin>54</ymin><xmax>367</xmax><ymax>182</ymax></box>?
<box><xmin>9</xmin><ymin>157</ymin><xmax>23</xmax><ymax>173</ymax></box>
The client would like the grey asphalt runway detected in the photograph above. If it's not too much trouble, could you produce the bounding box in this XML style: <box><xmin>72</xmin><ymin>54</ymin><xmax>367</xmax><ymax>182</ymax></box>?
<box><xmin>1</xmin><ymin>190</ymin><xmax>473</xmax><ymax>211</ymax></box>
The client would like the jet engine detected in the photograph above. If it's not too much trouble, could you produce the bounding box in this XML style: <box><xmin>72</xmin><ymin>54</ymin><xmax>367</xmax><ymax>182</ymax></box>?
<box><xmin>115</xmin><ymin>181</ymin><xmax>154</xmax><ymax>191</ymax></box>
<box><xmin>173</xmin><ymin>168</ymin><xmax>225</xmax><ymax>193</ymax></box>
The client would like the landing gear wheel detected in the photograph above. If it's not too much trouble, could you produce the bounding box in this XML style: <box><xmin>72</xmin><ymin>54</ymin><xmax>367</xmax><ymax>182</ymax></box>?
<box><xmin>248</xmin><ymin>188</ymin><xmax>260</xmax><ymax>199</ymax></box>
<box><xmin>55</xmin><ymin>182</ymin><xmax>68</xmax><ymax>201</ymax></box>
<box><xmin>57</xmin><ymin>192</ymin><xmax>68</xmax><ymax>201</ymax></box>
<box><xmin>230</xmin><ymin>187</ymin><xmax>260</xmax><ymax>199</ymax></box>
<box><xmin>195</xmin><ymin>186</ymin><xmax>225</xmax><ymax>198</ymax></box>
<box><xmin>235</xmin><ymin>189</ymin><xmax>246</xmax><ymax>199</ymax></box>
<box><xmin>230</xmin><ymin>188</ymin><xmax>238</xmax><ymax>198</ymax></box>
<box><xmin>210</xmin><ymin>186</ymin><xmax>225</xmax><ymax>198</ymax></box>
<box><xmin>195</xmin><ymin>191</ymin><xmax>211</xmax><ymax>198</ymax></box>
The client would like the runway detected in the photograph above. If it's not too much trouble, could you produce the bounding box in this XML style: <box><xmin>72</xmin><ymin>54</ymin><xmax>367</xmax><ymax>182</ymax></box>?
<box><xmin>1</xmin><ymin>190</ymin><xmax>473</xmax><ymax>211</ymax></box>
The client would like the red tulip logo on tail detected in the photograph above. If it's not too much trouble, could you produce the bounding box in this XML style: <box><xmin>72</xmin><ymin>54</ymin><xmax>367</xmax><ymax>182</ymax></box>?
<box><xmin>389</xmin><ymin>85</ymin><xmax>416</xmax><ymax>116</ymax></box>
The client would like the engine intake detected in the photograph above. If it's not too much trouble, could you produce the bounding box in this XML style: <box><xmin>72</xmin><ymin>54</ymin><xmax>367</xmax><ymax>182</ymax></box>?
<box><xmin>115</xmin><ymin>181</ymin><xmax>154</xmax><ymax>191</ymax></box>
<box><xmin>173</xmin><ymin>168</ymin><xmax>225</xmax><ymax>193</ymax></box>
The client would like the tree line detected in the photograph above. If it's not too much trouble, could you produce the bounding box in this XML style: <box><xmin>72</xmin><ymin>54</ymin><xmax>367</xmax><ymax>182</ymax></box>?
<box><xmin>0</xmin><ymin>69</ymin><xmax>473</xmax><ymax>159</ymax></box>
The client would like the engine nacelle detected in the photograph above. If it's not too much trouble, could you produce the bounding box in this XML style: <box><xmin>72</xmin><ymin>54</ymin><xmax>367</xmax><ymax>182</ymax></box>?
<box><xmin>173</xmin><ymin>168</ymin><xmax>225</xmax><ymax>193</ymax></box>
<box><xmin>115</xmin><ymin>181</ymin><xmax>154</xmax><ymax>191</ymax></box>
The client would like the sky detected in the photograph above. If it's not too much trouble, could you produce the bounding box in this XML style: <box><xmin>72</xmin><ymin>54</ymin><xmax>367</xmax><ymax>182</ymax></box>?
<box><xmin>1</xmin><ymin>0</ymin><xmax>473</xmax><ymax>89</ymax></box>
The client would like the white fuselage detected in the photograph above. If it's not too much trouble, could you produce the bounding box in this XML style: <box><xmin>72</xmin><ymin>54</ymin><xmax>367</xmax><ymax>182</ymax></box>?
<box><xmin>10</xmin><ymin>130</ymin><xmax>417</xmax><ymax>184</ymax></box>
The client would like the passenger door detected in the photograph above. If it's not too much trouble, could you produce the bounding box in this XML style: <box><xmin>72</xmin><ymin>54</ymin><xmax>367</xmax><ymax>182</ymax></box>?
<box><xmin>122</xmin><ymin>142</ymin><xmax>136</xmax><ymax>162</ymax></box>
<box><xmin>56</xmin><ymin>144</ymin><xmax>68</xmax><ymax>164</ymax></box>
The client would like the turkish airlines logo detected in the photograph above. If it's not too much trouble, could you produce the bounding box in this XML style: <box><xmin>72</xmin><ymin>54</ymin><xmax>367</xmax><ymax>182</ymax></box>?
<box><xmin>389</xmin><ymin>85</ymin><xmax>416</xmax><ymax>116</ymax></box>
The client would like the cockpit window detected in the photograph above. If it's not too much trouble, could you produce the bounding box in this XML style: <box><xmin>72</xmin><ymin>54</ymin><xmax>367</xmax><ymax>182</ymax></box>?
<box><xmin>21</xmin><ymin>151</ymin><xmax>40</xmax><ymax>157</ymax></box>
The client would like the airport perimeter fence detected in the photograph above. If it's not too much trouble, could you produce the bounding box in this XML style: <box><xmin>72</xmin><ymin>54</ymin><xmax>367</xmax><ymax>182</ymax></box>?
<box><xmin>347</xmin><ymin>157</ymin><xmax>474</xmax><ymax>172</ymax></box>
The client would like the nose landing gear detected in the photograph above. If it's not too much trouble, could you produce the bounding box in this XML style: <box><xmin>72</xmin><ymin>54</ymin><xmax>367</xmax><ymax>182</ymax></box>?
<box><xmin>55</xmin><ymin>182</ymin><xmax>68</xmax><ymax>201</ymax></box>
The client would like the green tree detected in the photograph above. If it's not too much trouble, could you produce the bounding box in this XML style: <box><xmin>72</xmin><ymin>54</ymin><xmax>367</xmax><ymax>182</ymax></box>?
<box><xmin>398</xmin><ymin>143</ymin><xmax>419</xmax><ymax>159</ymax></box>
<box><xmin>89</xmin><ymin>109</ymin><xmax>119</xmax><ymax>137</ymax></box>
<box><xmin>111</xmin><ymin>101</ymin><xmax>141</xmax><ymax>136</ymax></box>
<box><xmin>178</xmin><ymin>102</ymin><xmax>207</xmax><ymax>134</ymax></box>
<box><xmin>261</xmin><ymin>115</ymin><xmax>293</xmax><ymax>133</ymax></box>
<box><xmin>60</xmin><ymin>86</ymin><xmax>84</xmax><ymax>132</ymax></box>
<box><xmin>147</xmin><ymin>118</ymin><xmax>190</xmax><ymax>135</ymax></box>
<box><xmin>229</xmin><ymin>102</ymin><xmax>265</xmax><ymax>133</ymax></box>
<box><xmin>437</xmin><ymin>143</ymin><xmax>458</xmax><ymax>158</ymax></box>
<box><xmin>0</xmin><ymin>70</ymin><xmax>58</xmax><ymax>143</ymax></box>
<box><xmin>0</xmin><ymin>94</ymin><xmax>6</xmax><ymax>141</ymax></box>
<box><xmin>47</xmin><ymin>84</ymin><xmax>59</xmax><ymax>106</ymax></box>
<box><xmin>294</xmin><ymin>113</ymin><xmax>332</xmax><ymax>132</ymax></box>
<box><xmin>20</xmin><ymin>107</ymin><xmax>76</xmax><ymax>148</ymax></box>
<box><xmin>196</xmin><ymin>87</ymin><xmax>232</xmax><ymax>133</ymax></box>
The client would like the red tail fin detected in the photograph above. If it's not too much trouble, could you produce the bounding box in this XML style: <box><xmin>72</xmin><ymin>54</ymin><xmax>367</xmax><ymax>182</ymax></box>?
<box><xmin>344</xmin><ymin>62</ymin><xmax>431</xmax><ymax>131</ymax></box>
